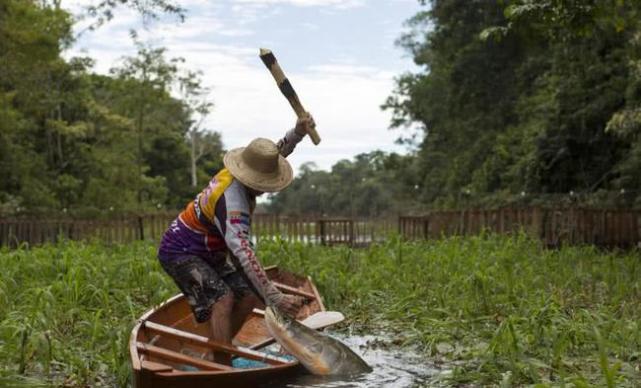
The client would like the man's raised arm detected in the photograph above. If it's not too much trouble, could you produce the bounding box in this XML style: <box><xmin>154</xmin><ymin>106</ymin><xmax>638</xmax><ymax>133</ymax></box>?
<box><xmin>277</xmin><ymin>113</ymin><xmax>316</xmax><ymax>157</ymax></box>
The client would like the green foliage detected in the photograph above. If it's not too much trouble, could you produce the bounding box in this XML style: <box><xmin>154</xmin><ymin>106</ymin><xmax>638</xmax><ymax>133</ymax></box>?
<box><xmin>259</xmin><ymin>235</ymin><xmax>641</xmax><ymax>386</ymax></box>
<box><xmin>0</xmin><ymin>1</ymin><xmax>223</xmax><ymax>216</ymax></box>
<box><xmin>83</xmin><ymin>0</ymin><xmax>186</xmax><ymax>30</ymax></box>
<box><xmin>267</xmin><ymin>151</ymin><xmax>423</xmax><ymax>217</ymax></box>
<box><xmin>0</xmin><ymin>241</ymin><xmax>175</xmax><ymax>387</ymax></box>
<box><xmin>383</xmin><ymin>0</ymin><xmax>641</xmax><ymax>208</ymax></box>
<box><xmin>0</xmin><ymin>237</ymin><xmax>639</xmax><ymax>386</ymax></box>
<box><xmin>384</xmin><ymin>0</ymin><xmax>527</xmax><ymax>207</ymax></box>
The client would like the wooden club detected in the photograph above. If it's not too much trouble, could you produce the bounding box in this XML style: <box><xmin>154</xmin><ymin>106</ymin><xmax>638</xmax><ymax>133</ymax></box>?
<box><xmin>259</xmin><ymin>48</ymin><xmax>321</xmax><ymax>145</ymax></box>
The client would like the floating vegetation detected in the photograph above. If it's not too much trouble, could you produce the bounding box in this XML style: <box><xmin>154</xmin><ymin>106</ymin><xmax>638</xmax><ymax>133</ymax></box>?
<box><xmin>260</xmin><ymin>234</ymin><xmax>641</xmax><ymax>387</ymax></box>
<box><xmin>0</xmin><ymin>234</ymin><xmax>640</xmax><ymax>386</ymax></box>
<box><xmin>0</xmin><ymin>241</ymin><xmax>175</xmax><ymax>387</ymax></box>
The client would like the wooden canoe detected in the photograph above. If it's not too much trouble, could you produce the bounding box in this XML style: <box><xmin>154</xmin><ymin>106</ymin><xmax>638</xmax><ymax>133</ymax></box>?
<box><xmin>130</xmin><ymin>266</ymin><xmax>327</xmax><ymax>388</ymax></box>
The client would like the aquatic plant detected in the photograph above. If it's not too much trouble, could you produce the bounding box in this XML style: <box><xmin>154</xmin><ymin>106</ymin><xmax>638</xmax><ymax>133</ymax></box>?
<box><xmin>0</xmin><ymin>241</ymin><xmax>175</xmax><ymax>387</ymax></box>
<box><xmin>259</xmin><ymin>233</ymin><xmax>641</xmax><ymax>387</ymax></box>
<box><xmin>0</xmin><ymin>234</ymin><xmax>639</xmax><ymax>386</ymax></box>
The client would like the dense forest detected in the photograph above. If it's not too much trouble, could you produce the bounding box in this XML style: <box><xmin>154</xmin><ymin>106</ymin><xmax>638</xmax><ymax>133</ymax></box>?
<box><xmin>0</xmin><ymin>0</ymin><xmax>221</xmax><ymax>217</ymax></box>
<box><xmin>3</xmin><ymin>1</ymin><xmax>641</xmax><ymax>218</ymax></box>
<box><xmin>270</xmin><ymin>0</ymin><xmax>641</xmax><ymax>216</ymax></box>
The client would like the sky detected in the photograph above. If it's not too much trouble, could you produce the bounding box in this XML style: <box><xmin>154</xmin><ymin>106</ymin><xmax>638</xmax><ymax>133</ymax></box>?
<box><xmin>64</xmin><ymin>0</ymin><xmax>424</xmax><ymax>176</ymax></box>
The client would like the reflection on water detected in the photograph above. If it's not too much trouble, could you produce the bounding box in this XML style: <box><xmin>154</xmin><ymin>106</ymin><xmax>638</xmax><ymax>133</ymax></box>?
<box><xmin>259</xmin><ymin>332</ymin><xmax>439</xmax><ymax>387</ymax></box>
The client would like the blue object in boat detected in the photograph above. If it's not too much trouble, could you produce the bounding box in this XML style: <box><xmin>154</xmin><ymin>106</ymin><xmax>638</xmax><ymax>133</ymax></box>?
<box><xmin>231</xmin><ymin>352</ymin><xmax>295</xmax><ymax>369</ymax></box>
<box><xmin>232</xmin><ymin>357</ymin><xmax>268</xmax><ymax>369</ymax></box>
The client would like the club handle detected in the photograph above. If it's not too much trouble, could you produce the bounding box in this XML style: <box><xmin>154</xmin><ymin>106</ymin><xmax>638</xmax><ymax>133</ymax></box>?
<box><xmin>260</xmin><ymin>48</ymin><xmax>321</xmax><ymax>145</ymax></box>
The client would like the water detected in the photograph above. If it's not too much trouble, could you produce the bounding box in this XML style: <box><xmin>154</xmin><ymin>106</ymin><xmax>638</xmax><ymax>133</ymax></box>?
<box><xmin>259</xmin><ymin>332</ymin><xmax>441</xmax><ymax>387</ymax></box>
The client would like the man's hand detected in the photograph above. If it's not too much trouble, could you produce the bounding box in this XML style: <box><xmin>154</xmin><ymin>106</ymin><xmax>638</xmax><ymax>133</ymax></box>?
<box><xmin>274</xmin><ymin>293</ymin><xmax>305</xmax><ymax>319</ymax></box>
<box><xmin>295</xmin><ymin>112</ymin><xmax>316</xmax><ymax>137</ymax></box>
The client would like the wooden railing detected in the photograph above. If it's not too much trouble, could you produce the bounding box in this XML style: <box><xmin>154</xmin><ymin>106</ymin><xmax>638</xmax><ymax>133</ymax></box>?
<box><xmin>0</xmin><ymin>213</ymin><xmax>175</xmax><ymax>248</ymax></box>
<box><xmin>399</xmin><ymin>208</ymin><xmax>641</xmax><ymax>248</ymax></box>
<box><xmin>251</xmin><ymin>215</ymin><xmax>396</xmax><ymax>246</ymax></box>
<box><xmin>1</xmin><ymin>208</ymin><xmax>639</xmax><ymax>248</ymax></box>
<box><xmin>0</xmin><ymin>213</ymin><xmax>397</xmax><ymax>248</ymax></box>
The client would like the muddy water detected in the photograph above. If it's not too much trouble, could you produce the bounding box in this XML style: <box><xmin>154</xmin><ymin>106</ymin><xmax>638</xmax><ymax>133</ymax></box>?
<box><xmin>259</xmin><ymin>332</ymin><xmax>441</xmax><ymax>387</ymax></box>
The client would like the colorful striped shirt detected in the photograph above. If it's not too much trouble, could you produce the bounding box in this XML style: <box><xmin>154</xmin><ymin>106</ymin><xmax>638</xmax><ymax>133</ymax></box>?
<box><xmin>159</xmin><ymin>129</ymin><xmax>303</xmax><ymax>304</ymax></box>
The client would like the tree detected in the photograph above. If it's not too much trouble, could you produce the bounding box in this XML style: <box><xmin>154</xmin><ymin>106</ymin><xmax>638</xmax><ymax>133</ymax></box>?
<box><xmin>0</xmin><ymin>0</ymin><xmax>76</xmax><ymax>213</ymax></box>
<box><xmin>177</xmin><ymin>70</ymin><xmax>221</xmax><ymax>187</ymax></box>
<box><xmin>267</xmin><ymin>152</ymin><xmax>423</xmax><ymax>217</ymax></box>
<box><xmin>0</xmin><ymin>0</ymin><xmax>224</xmax><ymax>215</ymax></box>
<box><xmin>384</xmin><ymin>0</ymin><xmax>641</xmax><ymax>208</ymax></box>
<box><xmin>75</xmin><ymin>0</ymin><xmax>186</xmax><ymax>31</ymax></box>
<box><xmin>384</xmin><ymin>0</ymin><xmax>526</xmax><ymax>206</ymax></box>
<box><xmin>110</xmin><ymin>41</ymin><xmax>188</xmax><ymax>207</ymax></box>
<box><xmin>189</xmin><ymin>130</ymin><xmax>223</xmax><ymax>187</ymax></box>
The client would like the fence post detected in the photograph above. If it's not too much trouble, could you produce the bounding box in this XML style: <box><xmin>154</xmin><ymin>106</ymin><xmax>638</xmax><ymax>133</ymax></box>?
<box><xmin>319</xmin><ymin>219</ymin><xmax>326</xmax><ymax>246</ymax></box>
<box><xmin>423</xmin><ymin>217</ymin><xmax>429</xmax><ymax>240</ymax></box>
<box><xmin>138</xmin><ymin>215</ymin><xmax>145</xmax><ymax>240</ymax></box>
<box><xmin>636</xmin><ymin>210</ymin><xmax>641</xmax><ymax>247</ymax></box>
<box><xmin>531</xmin><ymin>207</ymin><xmax>541</xmax><ymax>240</ymax></box>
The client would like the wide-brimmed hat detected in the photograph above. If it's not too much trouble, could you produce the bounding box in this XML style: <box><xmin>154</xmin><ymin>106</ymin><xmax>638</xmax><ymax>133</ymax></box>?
<box><xmin>223</xmin><ymin>138</ymin><xmax>293</xmax><ymax>192</ymax></box>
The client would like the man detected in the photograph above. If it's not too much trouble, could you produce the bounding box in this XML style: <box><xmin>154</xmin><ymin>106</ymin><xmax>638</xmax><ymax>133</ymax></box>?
<box><xmin>157</xmin><ymin>113</ymin><xmax>316</xmax><ymax>364</ymax></box>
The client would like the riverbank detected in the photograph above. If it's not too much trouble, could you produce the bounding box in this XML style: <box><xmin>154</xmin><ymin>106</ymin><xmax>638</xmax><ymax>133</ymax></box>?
<box><xmin>0</xmin><ymin>235</ymin><xmax>639</xmax><ymax>386</ymax></box>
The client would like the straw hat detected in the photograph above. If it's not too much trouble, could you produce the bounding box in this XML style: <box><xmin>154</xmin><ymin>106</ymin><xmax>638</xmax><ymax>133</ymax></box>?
<box><xmin>223</xmin><ymin>138</ymin><xmax>293</xmax><ymax>192</ymax></box>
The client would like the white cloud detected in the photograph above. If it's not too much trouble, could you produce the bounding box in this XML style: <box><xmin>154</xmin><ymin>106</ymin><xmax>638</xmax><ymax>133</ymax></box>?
<box><xmin>150</xmin><ymin>42</ymin><xmax>403</xmax><ymax>173</ymax></box>
<box><xmin>187</xmin><ymin>53</ymin><xmax>403</xmax><ymax>174</ymax></box>
<box><xmin>219</xmin><ymin>28</ymin><xmax>255</xmax><ymax>37</ymax></box>
<box><xmin>306</xmin><ymin>63</ymin><xmax>394</xmax><ymax>77</ymax></box>
<box><xmin>229</xmin><ymin>0</ymin><xmax>362</xmax><ymax>24</ymax></box>
<box><xmin>300</xmin><ymin>22</ymin><xmax>320</xmax><ymax>30</ymax></box>
<box><xmin>63</xmin><ymin>0</ymin><xmax>413</xmax><ymax>175</ymax></box>
<box><xmin>232</xmin><ymin>0</ymin><xmax>364</xmax><ymax>7</ymax></box>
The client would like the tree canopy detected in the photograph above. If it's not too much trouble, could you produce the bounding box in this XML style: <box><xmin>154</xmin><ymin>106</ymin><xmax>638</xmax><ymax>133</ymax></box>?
<box><xmin>378</xmin><ymin>0</ymin><xmax>641</xmax><ymax>209</ymax></box>
<box><xmin>0</xmin><ymin>0</ymin><xmax>222</xmax><ymax>216</ymax></box>
<box><xmin>266</xmin><ymin>151</ymin><xmax>423</xmax><ymax>217</ymax></box>
<box><xmin>4</xmin><ymin>0</ymin><xmax>641</xmax><ymax>218</ymax></box>
<box><xmin>270</xmin><ymin>0</ymin><xmax>641</xmax><ymax>216</ymax></box>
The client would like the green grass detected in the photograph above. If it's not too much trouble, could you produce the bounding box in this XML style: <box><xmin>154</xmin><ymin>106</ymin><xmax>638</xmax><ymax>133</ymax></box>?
<box><xmin>0</xmin><ymin>241</ymin><xmax>176</xmax><ymax>387</ymax></box>
<box><xmin>0</xmin><ymin>234</ymin><xmax>640</xmax><ymax>386</ymax></box>
<box><xmin>259</xmin><ymin>234</ymin><xmax>641</xmax><ymax>387</ymax></box>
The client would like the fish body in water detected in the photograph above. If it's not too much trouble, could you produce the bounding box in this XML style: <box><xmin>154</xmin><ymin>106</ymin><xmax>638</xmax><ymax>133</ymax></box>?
<box><xmin>264</xmin><ymin>306</ymin><xmax>372</xmax><ymax>376</ymax></box>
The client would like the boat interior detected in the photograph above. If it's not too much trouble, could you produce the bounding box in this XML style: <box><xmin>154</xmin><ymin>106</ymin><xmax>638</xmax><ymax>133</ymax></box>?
<box><xmin>131</xmin><ymin>266</ymin><xmax>325</xmax><ymax>374</ymax></box>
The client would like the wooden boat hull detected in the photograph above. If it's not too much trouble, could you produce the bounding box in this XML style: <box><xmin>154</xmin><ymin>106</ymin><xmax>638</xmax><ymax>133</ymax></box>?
<box><xmin>130</xmin><ymin>266</ymin><xmax>325</xmax><ymax>388</ymax></box>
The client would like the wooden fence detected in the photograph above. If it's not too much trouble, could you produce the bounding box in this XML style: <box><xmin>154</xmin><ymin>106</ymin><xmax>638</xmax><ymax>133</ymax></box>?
<box><xmin>1</xmin><ymin>208</ymin><xmax>639</xmax><ymax>248</ymax></box>
<box><xmin>0</xmin><ymin>213</ymin><xmax>175</xmax><ymax>248</ymax></box>
<box><xmin>0</xmin><ymin>213</ymin><xmax>397</xmax><ymax>248</ymax></box>
<box><xmin>399</xmin><ymin>208</ymin><xmax>641</xmax><ymax>248</ymax></box>
<box><xmin>252</xmin><ymin>215</ymin><xmax>397</xmax><ymax>246</ymax></box>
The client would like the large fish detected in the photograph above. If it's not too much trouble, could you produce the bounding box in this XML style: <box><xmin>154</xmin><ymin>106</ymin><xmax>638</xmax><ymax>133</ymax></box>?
<box><xmin>264</xmin><ymin>306</ymin><xmax>372</xmax><ymax>376</ymax></box>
